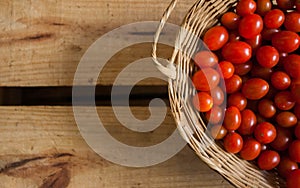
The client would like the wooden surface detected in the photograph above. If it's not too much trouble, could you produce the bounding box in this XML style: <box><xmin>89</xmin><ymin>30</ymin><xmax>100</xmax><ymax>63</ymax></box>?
<box><xmin>0</xmin><ymin>106</ymin><xmax>233</xmax><ymax>188</ymax></box>
<box><xmin>0</xmin><ymin>0</ymin><xmax>234</xmax><ymax>187</ymax></box>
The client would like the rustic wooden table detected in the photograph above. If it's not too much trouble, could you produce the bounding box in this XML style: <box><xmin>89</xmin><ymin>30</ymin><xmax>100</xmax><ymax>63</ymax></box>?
<box><xmin>0</xmin><ymin>1</ymin><xmax>233</xmax><ymax>187</ymax></box>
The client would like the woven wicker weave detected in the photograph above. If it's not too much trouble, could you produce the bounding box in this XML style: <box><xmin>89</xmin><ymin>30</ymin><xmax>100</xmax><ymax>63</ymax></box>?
<box><xmin>152</xmin><ymin>0</ymin><xmax>286</xmax><ymax>187</ymax></box>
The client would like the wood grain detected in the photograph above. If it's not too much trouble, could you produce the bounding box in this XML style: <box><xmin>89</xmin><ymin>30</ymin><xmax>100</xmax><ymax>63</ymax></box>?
<box><xmin>0</xmin><ymin>0</ymin><xmax>195</xmax><ymax>86</ymax></box>
<box><xmin>0</xmin><ymin>106</ymin><xmax>233</xmax><ymax>188</ymax></box>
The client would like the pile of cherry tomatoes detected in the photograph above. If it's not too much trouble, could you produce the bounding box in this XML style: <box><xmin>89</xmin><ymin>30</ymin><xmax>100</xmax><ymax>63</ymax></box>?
<box><xmin>191</xmin><ymin>0</ymin><xmax>300</xmax><ymax>186</ymax></box>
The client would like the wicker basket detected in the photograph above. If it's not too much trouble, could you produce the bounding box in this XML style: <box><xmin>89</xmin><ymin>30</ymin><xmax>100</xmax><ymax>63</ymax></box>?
<box><xmin>152</xmin><ymin>0</ymin><xmax>286</xmax><ymax>187</ymax></box>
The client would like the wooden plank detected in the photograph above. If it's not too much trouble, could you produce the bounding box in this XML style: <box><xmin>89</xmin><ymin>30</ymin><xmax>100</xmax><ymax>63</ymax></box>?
<box><xmin>0</xmin><ymin>0</ymin><xmax>195</xmax><ymax>86</ymax></box>
<box><xmin>0</xmin><ymin>106</ymin><xmax>233</xmax><ymax>188</ymax></box>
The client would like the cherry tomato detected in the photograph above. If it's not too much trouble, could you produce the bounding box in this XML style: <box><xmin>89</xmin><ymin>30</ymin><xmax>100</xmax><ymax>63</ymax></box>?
<box><xmin>294</xmin><ymin>103</ymin><xmax>300</xmax><ymax>119</ymax></box>
<box><xmin>257</xmin><ymin>150</ymin><xmax>280</xmax><ymax>170</ymax></box>
<box><xmin>296</xmin><ymin>0</ymin><xmax>300</xmax><ymax>12</ymax></box>
<box><xmin>228</xmin><ymin>92</ymin><xmax>247</xmax><ymax>111</ymax></box>
<box><xmin>287</xmin><ymin>169</ymin><xmax>300</xmax><ymax>188</ymax></box>
<box><xmin>258</xmin><ymin>99</ymin><xmax>276</xmax><ymax>118</ymax></box>
<box><xmin>264</xmin><ymin>9</ymin><xmax>285</xmax><ymax>29</ymax></box>
<box><xmin>295</xmin><ymin>122</ymin><xmax>300</xmax><ymax>139</ymax></box>
<box><xmin>289</xmin><ymin>140</ymin><xmax>300</xmax><ymax>162</ymax></box>
<box><xmin>272</xmin><ymin>31</ymin><xmax>300</xmax><ymax>53</ymax></box>
<box><xmin>283</xmin><ymin>54</ymin><xmax>300</xmax><ymax>79</ymax></box>
<box><xmin>218</xmin><ymin>61</ymin><xmax>235</xmax><ymax>79</ymax></box>
<box><xmin>203</xmin><ymin>26</ymin><xmax>229</xmax><ymax>51</ymax></box>
<box><xmin>270</xmin><ymin>71</ymin><xmax>291</xmax><ymax>90</ymax></box>
<box><xmin>194</xmin><ymin>51</ymin><xmax>218</xmax><ymax>68</ymax></box>
<box><xmin>210</xmin><ymin>86</ymin><xmax>225</xmax><ymax>105</ymax></box>
<box><xmin>192</xmin><ymin>68</ymin><xmax>220</xmax><ymax>91</ymax></box>
<box><xmin>270</xmin><ymin>126</ymin><xmax>293</xmax><ymax>151</ymax></box>
<box><xmin>223</xmin><ymin>106</ymin><xmax>242</xmax><ymax>131</ymax></box>
<box><xmin>234</xmin><ymin>61</ymin><xmax>252</xmax><ymax>76</ymax></box>
<box><xmin>193</xmin><ymin>92</ymin><xmax>214</xmax><ymax>112</ymax></box>
<box><xmin>291</xmin><ymin>79</ymin><xmax>300</xmax><ymax>104</ymax></box>
<box><xmin>223</xmin><ymin>132</ymin><xmax>243</xmax><ymax>154</ymax></box>
<box><xmin>242</xmin><ymin>78</ymin><xmax>269</xmax><ymax>100</ymax></box>
<box><xmin>238</xmin><ymin>109</ymin><xmax>257</xmax><ymax>135</ymax></box>
<box><xmin>284</xmin><ymin>12</ymin><xmax>300</xmax><ymax>32</ymax></box>
<box><xmin>254</xmin><ymin>122</ymin><xmax>276</xmax><ymax>144</ymax></box>
<box><xmin>261</xmin><ymin>28</ymin><xmax>279</xmax><ymax>41</ymax></box>
<box><xmin>274</xmin><ymin>91</ymin><xmax>296</xmax><ymax>110</ymax></box>
<box><xmin>276</xmin><ymin>0</ymin><xmax>296</xmax><ymax>10</ymax></box>
<box><xmin>256</xmin><ymin>45</ymin><xmax>279</xmax><ymax>68</ymax></box>
<box><xmin>236</xmin><ymin>0</ymin><xmax>257</xmax><ymax>16</ymax></box>
<box><xmin>277</xmin><ymin>156</ymin><xmax>298</xmax><ymax>178</ymax></box>
<box><xmin>229</xmin><ymin>30</ymin><xmax>242</xmax><ymax>42</ymax></box>
<box><xmin>245</xmin><ymin>34</ymin><xmax>262</xmax><ymax>54</ymax></box>
<box><xmin>205</xmin><ymin>106</ymin><xmax>223</xmax><ymax>124</ymax></box>
<box><xmin>250</xmin><ymin>64</ymin><xmax>273</xmax><ymax>80</ymax></box>
<box><xmin>221</xmin><ymin>12</ymin><xmax>240</xmax><ymax>30</ymax></box>
<box><xmin>276</xmin><ymin>111</ymin><xmax>298</xmax><ymax>128</ymax></box>
<box><xmin>225</xmin><ymin>74</ymin><xmax>243</xmax><ymax>94</ymax></box>
<box><xmin>239</xmin><ymin>14</ymin><xmax>263</xmax><ymax>39</ymax></box>
<box><xmin>239</xmin><ymin>137</ymin><xmax>261</xmax><ymax>160</ymax></box>
<box><xmin>210</xmin><ymin>124</ymin><xmax>228</xmax><ymax>140</ymax></box>
<box><xmin>222</xmin><ymin>41</ymin><xmax>252</xmax><ymax>64</ymax></box>
<box><xmin>256</xmin><ymin>0</ymin><xmax>272</xmax><ymax>16</ymax></box>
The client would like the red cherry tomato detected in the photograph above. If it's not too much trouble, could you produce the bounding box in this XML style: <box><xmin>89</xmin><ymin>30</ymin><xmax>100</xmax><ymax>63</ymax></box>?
<box><xmin>294</xmin><ymin>104</ymin><xmax>300</xmax><ymax>119</ymax></box>
<box><xmin>242</xmin><ymin>78</ymin><xmax>269</xmax><ymax>100</ymax></box>
<box><xmin>250</xmin><ymin>64</ymin><xmax>273</xmax><ymax>80</ymax></box>
<box><xmin>221</xmin><ymin>12</ymin><xmax>240</xmax><ymax>30</ymax></box>
<box><xmin>284</xmin><ymin>12</ymin><xmax>300</xmax><ymax>32</ymax></box>
<box><xmin>264</xmin><ymin>9</ymin><xmax>285</xmax><ymax>29</ymax></box>
<box><xmin>238</xmin><ymin>109</ymin><xmax>257</xmax><ymax>135</ymax></box>
<box><xmin>239</xmin><ymin>137</ymin><xmax>261</xmax><ymax>160</ymax></box>
<box><xmin>270</xmin><ymin>71</ymin><xmax>291</xmax><ymax>90</ymax></box>
<box><xmin>239</xmin><ymin>14</ymin><xmax>263</xmax><ymax>39</ymax></box>
<box><xmin>261</xmin><ymin>28</ymin><xmax>280</xmax><ymax>41</ymax></box>
<box><xmin>289</xmin><ymin>140</ymin><xmax>300</xmax><ymax>162</ymax></box>
<box><xmin>256</xmin><ymin>45</ymin><xmax>279</xmax><ymax>68</ymax></box>
<box><xmin>276</xmin><ymin>0</ymin><xmax>296</xmax><ymax>10</ymax></box>
<box><xmin>234</xmin><ymin>61</ymin><xmax>253</xmax><ymax>76</ymax></box>
<box><xmin>192</xmin><ymin>68</ymin><xmax>220</xmax><ymax>91</ymax></box>
<box><xmin>223</xmin><ymin>106</ymin><xmax>242</xmax><ymax>131</ymax></box>
<box><xmin>229</xmin><ymin>30</ymin><xmax>242</xmax><ymax>42</ymax></box>
<box><xmin>296</xmin><ymin>0</ymin><xmax>300</xmax><ymax>12</ymax></box>
<box><xmin>287</xmin><ymin>169</ymin><xmax>300</xmax><ymax>188</ymax></box>
<box><xmin>225</xmin><ymin>74</ymin><xmax>243</xmax><ymax>94</ymax></box>
<box><xmin>283</xmin><ymin>54</ymin><xmax>300</xmax><ymax>79</ymax></box>
<box><xmin>245</xmin><ymin>34</ymin><xmax>262</xmax><ymax>54</ymax></box>
<box><xmin>278</xmin><ymin>156</ymin><xmax>298</xmax><ymax>178</ymax></box>
<box><xmin>257</xmin><ymin>150</ymin><xmax>280</xmax><ymax>170</ymax></box>
<box><xmin>256</xmin><ymin>0</ymin><xmax>272</xmax><ymax>16</ymax></box>
<box><xmin>295</xmin><ymin>122</ymin><xmax>300</xmax><ymax>139</ymax></box>
<box><xmin>228</xmin><ymin>92</ymin><xmax>247</xmax><ymax>111</ymax></box>
<box><xmin>276</xmin><ymin>111</ymin><xmax>298</xmax><ymax>128</ymax></box>
<box><xmin>258</xmin><ymin>99</ymin><xmax>276</xmax><ymax>118</ymax></box>
<box><xmin>205</xmin><ymin>106</ymin><xmax>224</xmax><ymax>124</ymax></box>
<box><xmin>210</xmin><ymin>86</ymin><xmax>225</xmax><ymax>105</ymax></box>
<box><xmin>291</xmin><ymin>79</ymin><xmax>300</xmax><ymax>104</ymax></box>
<box><xmin>272</xmin><ymin>31</ymin><xmax>300</xmax><ymax>53</ymax></box>
<box><xmin>236</xmin><ymin>0</ymin><xmax>257</xmax><ymax>16</ymax></box>
<box><xmin>223</xmin><ymin>132</ymin><xmax>243</xmax><ymax>154</ymax></box>
<box><xmin>193</xmin><ymin>92</ymin><xmax>213</xmax><ymax>112</ymax></box>
<box><xmin>210</xmin><ymin>124</ymin><xmax>228</xmax><ymax>140</ymax></box>
<box><xmin>274</xmin><ymin>91</ymin><xmax>296</xmax><ymax>110</ymax></box>
<box><xmin>218</xmin><ymin>61</ymin><xmax>235</xmax><ymax>79</ymax></box>
<box><xmin>222</xmin><ymin>41</ymin><xmax>252</xmax><ymax>64</ymax></box>
<box><xmin>194</xmin><ymin>51</ymin><xmax>218</xmax><ymax>68</ymax></box>
<box><xmin>270</xmin><ymin>126</ymin><xmax>293</xmax><ymax>151</ymax></box>
<box><xmin>254</xmin><ymin>122</ymin><xmax>276</xmax><ymax>144</ymax></box>
<box><xmin>203</xmin><ymin>26</ymin><xmax>229</xmax><ymax>51</ymax></box>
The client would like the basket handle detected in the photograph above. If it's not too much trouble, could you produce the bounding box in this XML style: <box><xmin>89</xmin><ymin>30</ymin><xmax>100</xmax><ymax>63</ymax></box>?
<box><xmin>152</xmin><ymin>0</ymin><xmax>179</xmax><ymax>80</ymax></box>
